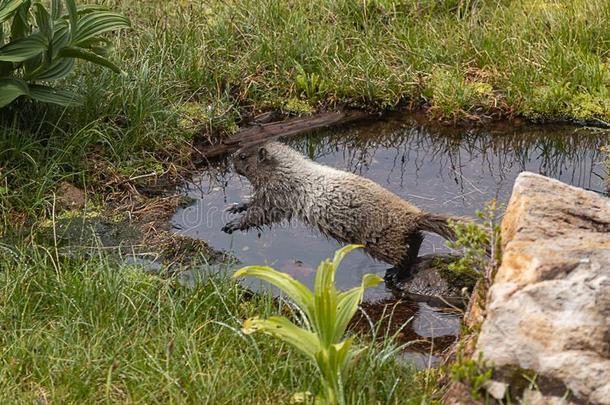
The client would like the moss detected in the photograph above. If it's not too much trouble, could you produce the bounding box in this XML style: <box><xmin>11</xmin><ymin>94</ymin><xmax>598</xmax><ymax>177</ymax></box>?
<box><xmin>568</xmin><ymin>93</ymin><xmax>610</xmax><ymax>122</ymax></box>
<box><xmin>437</xmin><ymin>257</ymin><xmax>481</xmax><ymax>291</ymax></box>
<box><xmin>174</xmin><ymin>100</ymin><xmax>239</xmax><ymax>137</ymax></box>
<box><xmin>284</xmin><ymin>97</ymin><xmax>315</xmax><ymax>114</ymax></box>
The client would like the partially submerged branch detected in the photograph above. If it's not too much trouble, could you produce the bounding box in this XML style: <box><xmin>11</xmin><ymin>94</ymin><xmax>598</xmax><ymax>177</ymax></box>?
<box><xmin>196</xmin><ymin>110</ymin><xmax>373</xmax><ymax>159</ymax></box>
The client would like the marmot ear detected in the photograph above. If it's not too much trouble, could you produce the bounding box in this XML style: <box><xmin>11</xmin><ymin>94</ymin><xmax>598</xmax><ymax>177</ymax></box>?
<box><xmin>257</xmin><ymin>147</ymin><xmax>268</xmax><ymax>162</ymax></box>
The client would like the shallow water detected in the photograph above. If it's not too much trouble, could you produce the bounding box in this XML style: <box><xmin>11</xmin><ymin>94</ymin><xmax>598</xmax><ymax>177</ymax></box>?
<box><xmin>171</xmin><ymin>114</ymin><xmax>606</xmax><ymax>359</ymax></box>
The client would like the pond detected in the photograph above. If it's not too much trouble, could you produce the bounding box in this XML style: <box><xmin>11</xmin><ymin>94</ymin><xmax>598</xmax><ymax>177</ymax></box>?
<box><xmin>171</xmin><ymin>114</ymin><xmax>606</xmax><ymax>364</ymax></box>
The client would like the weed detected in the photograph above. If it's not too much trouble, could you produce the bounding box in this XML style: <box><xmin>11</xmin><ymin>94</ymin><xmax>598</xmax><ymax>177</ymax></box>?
<box><xmin>424</xmin><ymin>68</ymin><xmax>496</xmax><ymax>120</ymax></box>
<box><xmin>295</xmin><ymin>63</ymin><xmax>328</xmax><ymax>103</ymax></box>
<box><xmin>447</xmin><ymin>199</ymin><xmax>502</xmax><ymax>284</ymax></box>
<box><xmin>234</xmin><ymin>245</ymin><xmax>383</xmax><ymax>404</ymax></box>
<box><xmin>450</xmin><ymin>352</ymin><xmax>493</xmax><ymax>401</ymax></box>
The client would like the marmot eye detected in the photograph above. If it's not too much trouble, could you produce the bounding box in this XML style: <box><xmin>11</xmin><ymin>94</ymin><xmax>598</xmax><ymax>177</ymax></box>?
<box><xmin>239</xmin><ymin>153</ymin><xmax>247</xmax><ymax>160</ymax></box>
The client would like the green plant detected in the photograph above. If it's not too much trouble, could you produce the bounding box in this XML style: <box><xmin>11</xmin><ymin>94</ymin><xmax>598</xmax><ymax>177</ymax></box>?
<box><xmin>234</xmin><ymin>245</ymin><xmax>383</xmax><ymax>405</ymax></box>
<box><xmin>295</xmin><ymin>62</ymin><xmax>328</xmax><ymax>102</ymax></box>
<box><xmin>447</xmin><ymin>199</ymin><xmax>502</xmax><ymax>283</ymax></box>
<box><xmin>450</xmin><ymin>352</ymin><xmax>493</xmax><ymax>401</ymax></box>
<box><xmin>0</xmin><ymin>0</ymin><xmax>130</xmax><ymax>108</ymax></box>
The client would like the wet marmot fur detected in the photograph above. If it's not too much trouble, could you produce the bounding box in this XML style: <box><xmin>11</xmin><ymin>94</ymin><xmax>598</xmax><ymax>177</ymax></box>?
<box><xmin>222</xmin><ymin>141</ymin><xmax>460</xmax><ymax>272</ymax></box>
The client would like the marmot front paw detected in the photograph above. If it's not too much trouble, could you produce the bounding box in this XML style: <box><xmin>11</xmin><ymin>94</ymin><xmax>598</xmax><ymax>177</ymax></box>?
<box><xmin>221</xmin><ymin>218</ymin><xmax>242</xmax><ymax>234</ymax></box>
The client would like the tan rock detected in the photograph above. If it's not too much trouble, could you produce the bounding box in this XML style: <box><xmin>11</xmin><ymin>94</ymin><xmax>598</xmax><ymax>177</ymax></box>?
<box><xmin>475</xmin><ymin>172</ymin><xmax>610</xmax><ymax>404</ymax></box>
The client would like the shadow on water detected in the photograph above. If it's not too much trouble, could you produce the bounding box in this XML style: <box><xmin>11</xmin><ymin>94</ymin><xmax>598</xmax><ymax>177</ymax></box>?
<box><xmin>171</xmin><ymin>114</ymin><xmax>607</xmax><ymax>365</ymax></box>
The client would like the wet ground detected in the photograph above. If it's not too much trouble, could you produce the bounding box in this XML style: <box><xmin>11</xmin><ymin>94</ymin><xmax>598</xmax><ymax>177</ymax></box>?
<box><xmin>171</xmin><ymin>114</ymin><xmax>607</xmax><ymax>364</ymax></box>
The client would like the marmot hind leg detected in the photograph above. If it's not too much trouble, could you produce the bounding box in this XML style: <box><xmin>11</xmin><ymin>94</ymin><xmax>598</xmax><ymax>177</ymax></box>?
<box><xmin>404</xmin><ymin>231</ymin><xmax>424</xmax><ymax>270</ymax></box>
<box><xmin>384</xmin><ymin>231</ymin><xmax>424</xmax><ymax>283</ymax></box>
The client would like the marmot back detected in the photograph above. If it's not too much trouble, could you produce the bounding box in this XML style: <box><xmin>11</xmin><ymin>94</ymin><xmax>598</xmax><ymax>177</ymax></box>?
<box><xmin>223</xmin><ymin>141</ymin><xmax>459</xmax><ymax>273</ymax></box>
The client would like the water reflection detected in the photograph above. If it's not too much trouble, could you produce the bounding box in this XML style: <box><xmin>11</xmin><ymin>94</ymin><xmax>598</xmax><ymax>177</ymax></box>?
<box><xmin>172</xmin><ymin>117</ymin><xmax>605</xmax><ymax>298</ymax></box>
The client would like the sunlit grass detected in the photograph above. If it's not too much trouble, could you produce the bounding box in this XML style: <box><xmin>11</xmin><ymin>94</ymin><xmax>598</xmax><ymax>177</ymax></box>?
<box><xmin>0</xmin><ymin>243</ymin><xmax>431</xmax><ymax>403</ymax></box>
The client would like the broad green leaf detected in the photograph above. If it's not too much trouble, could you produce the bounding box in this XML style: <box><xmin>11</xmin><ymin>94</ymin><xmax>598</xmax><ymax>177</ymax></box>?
<box><xmin>23</xmin><ymin>51</ymin><xmax>42</xmax><ymax>75</ymax></box>
<box><xmin>334</xmin><ymin>287</ymin><xmax>363</xmax><ymax>341</ymax></box>
<box><xmin>33</xmin><ymin>2</ymin><xmax>52</xmax><ymax>41</ymax></box>
<box><xmin>331</xmin><ymin>338</ymin><xmax>355</xmax><ymax>373</ymax></box>
<box><xmin>50</xmin><ymin>20</ymin><xmax>70</xmax><ymax>58</ymax></box>
<box><xmin>0</xmin><ymin>33</ymin><xmax>46</xmax><ymax>62</ymax></box>
<box><xmin>50</xmin><ymin>0</ymin><xmax>61</xmax><ymax>19</ymax></box>
<box><xmin>314</xmin><ymin>259</ymin><xmax>335</xmax><ymax>302</ymax></box>
<box><xmin>242</xmin><ymin>316</ymin><xmax>320</xmax><ymax>360</ymax></box>
<box><xmin>65</xmin><ymin>0</ymin><xmax>77</xmax><ymax>38</ymax></box>
<box><xmin>313</xmin><ymin>244</ymin><xmax>362</xmax><ymax>297</ymax></box>
<box><xmin>58</xmin><ymin>46</ymin><xmax>121</xmax><ymax>73</ymax></box>
<box><xmin>0</xmin><ymin>77</ymin><xmax>29</xmax><ymax>108</ymax></box>
<box><xmin>76</xmin><ymin>4</ymin><xmax>109</xmax><ymax>14</ymax></box>
<box><xmin>335</xmin><ymin>274</ymin><xmax>382</xmax><ymax>341</ymax></box>
<box><xmin>72</xmin><ymin>12</ymin><xmax>130</xmax><ymax>46</ymax></box>
<box><xmin>29</xmin><ymin>84</ymin><xmax>80</xmax><ymax>106</ymax></box>
<box><xmin>10</xmin><ymin>0</ymin><xmax>30</xmax><ymax>40</ymax></box>
<box><xmin>0</xmin><ymin>0</ymin><xmax>24</xmax><ymax>23</ymax></box>
<box><xmin>313</xmin><ymin>281</ymin><xmax>337</xmax><ymax>346</ymax></box>
<box><xmin>30</xmin><ymin>56</ymin><xmax>74</xmax><ymax>80</ymax></box>
<box><xmin>361</xmin><ymin>273</ymin><xmax>383</xmax><ymax>289</ymax></box>
<box><xmin>332</xmin><ymin>244</ymin><xmax>363</xmax><ymax>270</ymax></box>
<box><xmin>234</xmin><ymin>265</ymin><xmax>314</xmax><ymax>319</ymax></box>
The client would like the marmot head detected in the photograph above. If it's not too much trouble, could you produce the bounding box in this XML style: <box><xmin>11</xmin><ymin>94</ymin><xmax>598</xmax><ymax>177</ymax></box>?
<box><xmin>232</xmin><ymin>143</ymin><xmax>275</xmax><ymax>178</ymax></box>
<box><xmin>233</xmin><ymin>141</ymin><xmax>305</xmax><ymax>179</ymax></box>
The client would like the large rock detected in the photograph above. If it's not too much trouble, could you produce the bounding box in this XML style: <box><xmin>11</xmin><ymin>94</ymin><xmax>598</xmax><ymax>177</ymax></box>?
<box><xmin>476</xmin><ymin>172</ymin><xmax>610</xmax><ymax>404</ymax></box>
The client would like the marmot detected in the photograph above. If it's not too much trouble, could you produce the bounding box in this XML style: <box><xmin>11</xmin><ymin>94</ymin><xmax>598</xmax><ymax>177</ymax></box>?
<box><xmin>222</xmin><ymin>141</ymin><xmax>460</xmax><ymax>275</ymax></box>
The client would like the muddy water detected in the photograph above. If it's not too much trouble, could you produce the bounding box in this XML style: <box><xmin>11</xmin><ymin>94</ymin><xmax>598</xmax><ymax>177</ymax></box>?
<box><xmin>171</xmin><ymin>115</ymin><xmax>606</xmax><ymax>363</ymax></box>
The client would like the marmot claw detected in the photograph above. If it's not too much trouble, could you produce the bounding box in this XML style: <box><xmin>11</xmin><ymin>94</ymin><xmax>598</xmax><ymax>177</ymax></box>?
<box><xmin>222</xmin><ymin>218</ymin><xmax>242</xmax><ymax>234</ymax></box>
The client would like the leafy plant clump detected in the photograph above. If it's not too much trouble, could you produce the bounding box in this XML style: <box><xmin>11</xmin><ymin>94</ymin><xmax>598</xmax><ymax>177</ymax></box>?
<box><xmin>0</xmin><ymin>0</ymin><xmax>130</xmax><ymax>108</ymax></box>
<box><xmin>446</xmin><ymin>199</ymin><xmax>503</xmax><ymax>284</ymax></box>
<box><xmin>234</xmin><ymin>245</ymin><xmax>383</xmax><ymax>405</ymax></box>
<box><xmin>450</xmin><ymin>352</ymin><xmax>493</xmax><ymax>402</ymax></box>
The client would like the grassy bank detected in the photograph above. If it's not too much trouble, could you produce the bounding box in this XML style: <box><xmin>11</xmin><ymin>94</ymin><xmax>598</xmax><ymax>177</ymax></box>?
<box><xmin>0</xmin><ymin>242</ymin><xmax>435</xmax><ymax>403</ymax></box>
<box><xmin>2</xmin><ymin>0</ymin><xmax>610</xmax><ymax>220</ymax></box>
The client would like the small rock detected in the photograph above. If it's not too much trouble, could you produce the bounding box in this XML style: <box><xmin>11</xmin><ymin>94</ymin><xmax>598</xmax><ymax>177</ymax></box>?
<box><xmin>482</xmin><ymin>380</ymin><xmax>508</xmax><ymax>400</ymax></box>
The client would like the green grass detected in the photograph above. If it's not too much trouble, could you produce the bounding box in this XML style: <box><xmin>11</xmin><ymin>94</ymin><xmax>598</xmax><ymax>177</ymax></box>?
<box><xmin>2</xmin><ymin>0</ymin><xmax>610</xmax><ymax>219</ymax></box>
<box><xmin>0</xmin><ymin>242</ymin><xmax>434</xmax><ymax>403</ymax></box>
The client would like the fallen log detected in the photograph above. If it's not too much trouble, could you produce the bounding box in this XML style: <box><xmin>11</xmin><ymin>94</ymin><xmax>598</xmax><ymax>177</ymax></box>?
<box><xmin>197</xmin><ymin>109</ymin><xmax>373</xmax><ymax>159</ymax></box>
